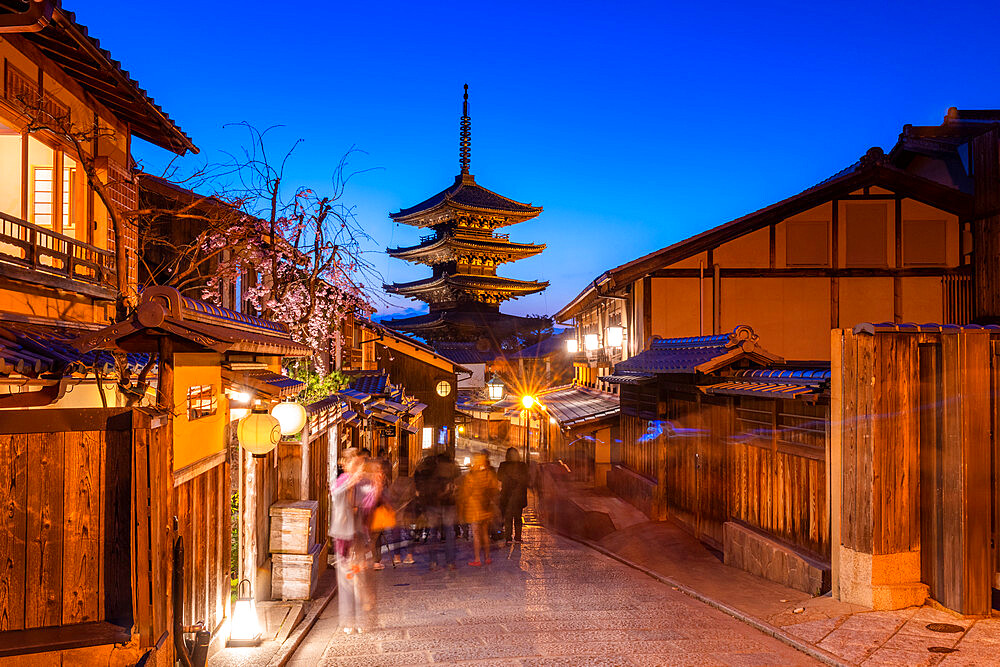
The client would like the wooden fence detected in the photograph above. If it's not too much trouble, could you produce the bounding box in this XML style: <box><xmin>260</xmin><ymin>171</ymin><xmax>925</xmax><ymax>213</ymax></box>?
<box><xmin>618</xmin><ymin>390</ymin><xmax>830</xmax><ymax>561</ymax></box>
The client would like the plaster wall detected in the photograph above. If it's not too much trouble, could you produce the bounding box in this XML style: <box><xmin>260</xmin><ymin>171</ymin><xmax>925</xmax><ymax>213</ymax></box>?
<box><xmin>172</xmin><ymin>352</ymin><xmax>227</xmax><ymax>471</ymax></box>
<box><xmin>720</xmin><ymin>277</ymin><xmax>830</xmax><ymax>360</ymax></box>
<box><xmin>839</xmin><ymin>277</ymin><xmax>894</xmax><ymax>330</ymax></box>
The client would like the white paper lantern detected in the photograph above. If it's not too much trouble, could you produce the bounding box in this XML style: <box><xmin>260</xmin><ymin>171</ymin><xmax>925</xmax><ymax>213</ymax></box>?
<box><xmin>237</xmin><ymin>413</ymin><xmax>281</xmax><ymax>457</ymax></box>
<box><xmin>606</xmin><ymin>326</ymin><xmax>624</xmax><ymax>347</ymax></box>
<box><xmin>271</xmin><ymin>401</ymin><xmax>307</xmax><ymax>436</ymax></box>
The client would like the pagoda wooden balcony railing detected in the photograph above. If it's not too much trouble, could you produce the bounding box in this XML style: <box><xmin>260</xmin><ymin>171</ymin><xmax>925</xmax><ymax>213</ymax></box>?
<box><xmin>0</xmin><ymin>210</ymin><xmax>115</xmax><ymax>290</ymax></box>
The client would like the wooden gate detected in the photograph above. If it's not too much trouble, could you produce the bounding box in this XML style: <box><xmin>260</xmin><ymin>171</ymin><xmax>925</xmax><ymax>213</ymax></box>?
<box><xmin>0</xmin><ymin>409</ymin><xmax>171</xmax><ymax>664</ymax></box>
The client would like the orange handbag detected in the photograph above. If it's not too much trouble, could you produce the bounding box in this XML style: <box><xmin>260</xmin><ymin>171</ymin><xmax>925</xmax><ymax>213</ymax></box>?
<box><xmin>370</xmin><ymin>504</ymin><xmax>397</xmax><ymax>531</ymax></box>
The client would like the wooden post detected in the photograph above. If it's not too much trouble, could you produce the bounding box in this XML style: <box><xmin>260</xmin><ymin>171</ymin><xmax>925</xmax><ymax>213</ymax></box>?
<box><xmin>972</xmin><ymin>128</ymin><xmax>1000</xmax><ymax>324</ymax></box>
<box><xmin>836</xmin><ymin>328</ymin><xmax>927</xmax><ymax>609</ymax></box>
<box><xmin>300</xmin><ymin>419</ymin><xmax>311</xmax><ymax>500</ymax></box>
<box><xmin>829</xmin><ymin>329</ymin><xmax>842</xmax><ymax>599</ymax></box>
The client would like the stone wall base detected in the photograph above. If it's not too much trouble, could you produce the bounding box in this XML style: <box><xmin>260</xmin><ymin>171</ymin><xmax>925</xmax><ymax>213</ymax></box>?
<box><xmin>723</xmin><ymin>522</ymin><xmax>830</xmax><ymax>595</ymax></box>
<box><xmin>837</xmin><ymin>545</ymin><xmax>928</xmax><ymax>609</ymax></box>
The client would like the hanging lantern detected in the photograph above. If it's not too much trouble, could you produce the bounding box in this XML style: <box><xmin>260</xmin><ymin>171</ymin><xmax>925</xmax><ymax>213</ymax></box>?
<box><xmin>228</xmin><ymin>579</ymin><xmax>262</xmax><ymax>647</ymax></box>
<box><xmin>606</xmin><ymin>326</ymin><xmax>624</xmax><ymax>347</ymax></box>
<box><xmin>486</xmin><ymin>374</ymin><xmax>505</xmax><ymax>401</ymax></box>
<box><xmin>566</xmin><ymin>338</ymin><xmax>579</xmax><ymax>353</ymax></box>
<box><xmin>271</xmin><ymin>400</ymin><xmax>307</xmax><ymax>436</ymax></box>
<box><xmin>237</xmin><ymin>412</ymin><xmax>281</xmax><ymax>457</ymax></box>
<box><xmin>584</xmin><ymin>333</ymin><xmax>599</xmax><ymax>351</ymax></box>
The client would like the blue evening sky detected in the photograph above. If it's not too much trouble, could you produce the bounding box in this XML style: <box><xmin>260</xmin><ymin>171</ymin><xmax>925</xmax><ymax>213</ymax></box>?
<box><xmin>73</xmin><ymin>0</ymin><xmax>1000</xmax><ymax>320</ymax></box>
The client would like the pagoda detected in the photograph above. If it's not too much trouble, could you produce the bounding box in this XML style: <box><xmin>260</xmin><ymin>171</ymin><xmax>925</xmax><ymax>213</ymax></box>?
<box><xmin>382</xmin><ymin>86</ymin><xmax>548</xmax><ymax>343</ymax></box>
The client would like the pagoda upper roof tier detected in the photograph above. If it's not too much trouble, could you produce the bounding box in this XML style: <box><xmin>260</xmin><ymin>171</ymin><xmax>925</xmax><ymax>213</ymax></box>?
<box><xmin>387</xmin><ymin>234</ymin><xmax>545</xmax><ymax>266</ymax></box>
<box><xmin>390</xmin><ymin>174</ymin><xmax>542</xmax><ymax>228</ymax></box>
<box><xmin>384</xmin><ymin>274</ymin><xmax>548</xmax><ymax>306</ymax></box>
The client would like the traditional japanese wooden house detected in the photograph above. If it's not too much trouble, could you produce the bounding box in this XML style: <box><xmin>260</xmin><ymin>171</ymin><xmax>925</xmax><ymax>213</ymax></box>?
<box><xmin>0</xmin><ymin>1</ymin><xmax>195</xmax><ymax>331</ymax></box>
<box><xmin>382</xmin><ymin>86</ymin><xmax>548</xmax><ymax>345</ymax></box>
<box><xmin>355</xmin><ymin>319</ymin><xmax>465</xmax><ymax>461</ymax></box>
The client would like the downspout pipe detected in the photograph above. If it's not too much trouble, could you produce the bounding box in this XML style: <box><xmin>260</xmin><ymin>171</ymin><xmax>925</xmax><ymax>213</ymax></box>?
<box><xmin>173</xmin><ymin>536</ymin><xmax>195</xmax><ymax>667</ymax></box>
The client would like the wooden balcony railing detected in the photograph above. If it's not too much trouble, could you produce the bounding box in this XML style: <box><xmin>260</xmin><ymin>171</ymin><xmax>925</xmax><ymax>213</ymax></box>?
<box><xmin>0</xmin><ymin>211</ymin><xmax>115</xmax><ymax>290</ymax></box>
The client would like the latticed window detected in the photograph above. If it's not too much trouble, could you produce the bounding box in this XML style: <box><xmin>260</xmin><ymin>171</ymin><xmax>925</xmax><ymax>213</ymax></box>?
<box><xmin>105</xmin><ymin>158</ymin><xmax>138</xmax><ymax>287</ymax></box>
<box><xmin>187</xmin><ymin>385</ymin><xmax>218</xmax><ymax>420</ymax></box>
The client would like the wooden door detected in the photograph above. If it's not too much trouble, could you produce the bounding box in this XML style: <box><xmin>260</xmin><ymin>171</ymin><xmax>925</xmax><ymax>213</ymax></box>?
<box><xmin>993</xmin><ymin>341</ymin><xmax>1000</xmax><ymax>610</ymax></box>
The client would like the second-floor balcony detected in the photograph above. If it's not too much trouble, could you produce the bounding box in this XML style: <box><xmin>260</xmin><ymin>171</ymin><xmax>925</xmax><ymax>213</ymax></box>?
<box><xmin>0</xmin><ymin>210</ymin><xmax>116</xmax><ymax>298</ymax></box>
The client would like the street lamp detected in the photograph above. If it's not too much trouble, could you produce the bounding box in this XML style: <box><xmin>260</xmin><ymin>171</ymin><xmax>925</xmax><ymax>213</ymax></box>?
<box><xmin>520</xmin><ymin>395</ymin><xmax>538</xmax><ymax>462</ymax></box>
<box><xmin>486</xmin><ymin>374</ymin><xmax>505</xmax><ymax>401</ymax></box>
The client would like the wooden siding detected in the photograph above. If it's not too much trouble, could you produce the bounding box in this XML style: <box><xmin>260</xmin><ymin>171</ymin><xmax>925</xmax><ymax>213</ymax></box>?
<box><xmin>175</xmin><ymin>461</ymin><xmax>230</xmax><ymax>640</ymax></box>
<box><xmin>616</xmin><ymin>392</ymin><xmax>830</xmax><ymax>560</ymax></box>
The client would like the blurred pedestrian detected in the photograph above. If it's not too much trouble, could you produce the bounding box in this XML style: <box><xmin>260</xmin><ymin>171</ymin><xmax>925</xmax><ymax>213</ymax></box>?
<box><xmin>498</xmin><ymin>447</ymin><xmax>529</xmax><ymax>544</ymax></box>
<box><xmin>367</xmin><ymin>457</ymin><xmax>390</xmax><ymax>570</ymax></box>
<box><xmin>422</xmin><ymin>453</ymin><xmax>460</xmax><ymax>570</ymax></box>
<box><xmin>386</xmin><ymin>472</ymin><xmax>416</xmax><ymax>565</ymax></box>
<box><xmin>460</xmin><ymin>450</ymin><xmax>500</xmax><ymax>566</ymax></box>
<box><xmin>329</xmin><ymin>448</ymin><xmax>377</xmax><ymax>634</ymax></box>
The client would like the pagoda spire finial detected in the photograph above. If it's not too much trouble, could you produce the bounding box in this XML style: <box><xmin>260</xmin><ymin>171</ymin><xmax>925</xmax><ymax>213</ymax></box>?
<box><xmin>460</xmin><ymin>83</ymin><xmax>471</xmax><ymax>176</ymax></box>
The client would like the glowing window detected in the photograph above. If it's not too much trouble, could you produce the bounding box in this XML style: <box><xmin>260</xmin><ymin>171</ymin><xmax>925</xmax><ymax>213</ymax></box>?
<box><xmin>187</xmin><ymin>385</ymin><xmax>218</xmax><ymax>420</ymax></box>
<box><xmin>435</xmin><ymin>380</ymin><xmax>452</xmax><ymax>397</ymax></box>
<box><xmin>421</xmin><ymin>427</ymin><xmax>433</xmax><ymax>450</ymax></box>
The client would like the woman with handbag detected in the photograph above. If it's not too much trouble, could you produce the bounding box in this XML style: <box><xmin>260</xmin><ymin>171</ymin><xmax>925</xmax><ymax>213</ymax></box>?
<box><xmin>329</xmin><ymin>448</ymin><xmax>377</xmax><ymax>634</ymax></box>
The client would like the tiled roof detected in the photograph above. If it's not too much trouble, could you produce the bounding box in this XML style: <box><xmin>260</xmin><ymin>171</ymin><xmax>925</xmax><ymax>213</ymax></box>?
<box><xmin>0</xmin><ymin>2</ymin><xmax>196</xmax><ymax>154</ymax></box>
<box><xmin>532</xmin><ymin>385</ymin><xmax>620</xmax><ymax>430</ymax></box>
<box><xmin>702</xmin><ymin>368</ymin><xmax>830</xmax><ymax>400</ymax></box>
<box><xmin>853</xmin><ymin>322</ymin><xmax>1000</xmax><ymax>334</ymax></box>
<box><xmin>349</xmin><ymin>370</ymin><xmax>390</xmax><ymax>396</ymax></box>
<box><xmin>223</xmin><ymin>369</ymin><xmax>304</xmax><ymax>399</ymax></box>
<box><xmin>391</xmin><ymin>175</ymin><xmax>541</xmax><ymax>221</ymax></box>
<box><xmin>0</xmin><ymin>321</ymin><xmax>151</xmax><ymax>378</ymax></box>
<box><xmin>613</xmin><ymin>326</ymin><xmax>777</xmax><ymax>376</ymax></box>
<box><xmin>434</xmin><ymin>342</ymin><xmax>497</xmax><ymax>365</ymax></box>
<box><xmin>509</xmin><ymin>332</ymin><xmax>572</xmax><ymax>359</ymax></box>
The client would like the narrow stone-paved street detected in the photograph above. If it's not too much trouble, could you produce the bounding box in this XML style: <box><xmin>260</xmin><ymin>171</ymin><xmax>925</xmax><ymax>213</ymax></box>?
<box><xmin>288</xmin><ymin>519</ymin><xmax>818</xmax><ymax>666</ymax></box>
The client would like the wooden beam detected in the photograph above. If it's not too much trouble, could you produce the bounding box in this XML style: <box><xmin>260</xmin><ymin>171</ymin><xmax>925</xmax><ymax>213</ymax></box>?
<box><xmin>647</xmin><ymin>266</ymin><xmax>972</xmax><ymax>279</ymax></box>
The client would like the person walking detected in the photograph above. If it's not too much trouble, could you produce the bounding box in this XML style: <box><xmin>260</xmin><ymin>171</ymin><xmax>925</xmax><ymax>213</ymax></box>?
<box><xmin>386</xmin><ymin>472</ymin><xmax>416</xmax><ymax>565</ymax></box>
<box><xmin>418</xmin><ymin>452</ymin><xmax>461</xmax><ymax>570</ymax></box>
<box><xmin>367</xmin><ymin>457</ymin><xmax>390</xmax><ymax>570</ymax></box>
<box><xmin>460</xmin><ymin>450</ymin><xmax>500</xmax><ymax>566</ymax></box>
<box><xmin>329</xmin><ymin>448</ymin><xmax>377</xmax><ymax>634</ymax></box>
<box><xmin>497</xmin><ymin>447</ymin><xmax>529</xmax><ymax>544</ymax></box>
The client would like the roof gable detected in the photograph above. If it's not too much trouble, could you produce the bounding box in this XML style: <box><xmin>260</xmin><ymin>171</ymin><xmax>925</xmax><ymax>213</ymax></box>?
<box><xmin>556</xmin><ymin>153</ymin><xmax>974</xmax><ymax>321</ymax></box>
<box><xmin>606</xmin><ymin>326</ymin><xmax>781</xmax><ymax>378</ymax></box>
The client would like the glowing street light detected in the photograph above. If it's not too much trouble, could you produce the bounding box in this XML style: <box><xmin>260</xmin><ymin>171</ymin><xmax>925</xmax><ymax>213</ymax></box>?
<box><xmin>228</xmin><ymin>579</ymin><xmax>262</xmax><ymax>647</ymax></box>
<box><xmin>486</xmin><ymin>374</ymin><xmax>505</xmax><ymax>401</ymax></box>
<box><xmin>566</xmin><ymin>338</ymin><xmax>578</xmax><ymax>353</ymax></box>
<box><xmin>521</xmin><ymin>395</ymin><xmax>536</xmax><ymax>410</ymax></box>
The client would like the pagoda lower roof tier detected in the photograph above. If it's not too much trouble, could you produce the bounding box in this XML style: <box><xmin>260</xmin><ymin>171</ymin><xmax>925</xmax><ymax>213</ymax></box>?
<box><xmin>384</xmin><ymin>274</ymin><xmax>548</xmax><ymax>306</ymax></box>
<box><xmin>387</xmin><ymin>234</ymin><xmax>545</xmax><ymax>266</ymax></box>
<box><xmin>390</xmin><ymin>174</ymin><xmax>542</xmax><ymax>228</ymax></box>
<box><xmin>381</xmin><ymin>310</ymin><xmax>549</xmax><ymax>342</ymax></box>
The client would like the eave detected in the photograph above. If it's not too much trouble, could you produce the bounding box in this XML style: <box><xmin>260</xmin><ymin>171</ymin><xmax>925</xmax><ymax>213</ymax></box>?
<box><xmin>387</xmin><ymin>235</ymin><xmax>545</xmax><ymax>265</ymax></box>
<box><xmin>384</xmin><ymin>274</ymin><xmax>548</xmax><ymax>299</ymax></box>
